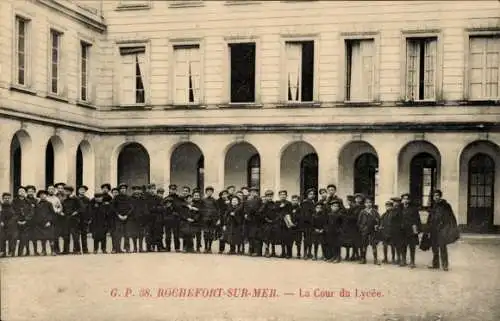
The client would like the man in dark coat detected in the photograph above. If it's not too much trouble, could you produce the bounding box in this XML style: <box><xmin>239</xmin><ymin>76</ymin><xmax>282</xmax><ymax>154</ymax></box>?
<box><xmin>12</xmin><ymin>186</ymin><xmax>33</xmax><ymax>256</ymax></box>
<box><xmin>34</xmin><ymin>190</ymin><xmax>56</xmax><ymax>256</ymax></box>
<box><xmin>427</xmin><ymin>190</ymin><xmax>458</xmax><ymax>271</ymax></box>
<box><xmin>112</xmin><ymin>184</ymin><xmax>133</xmax><ymax>253</ymax></box>
<box><xmin>301</xmin><ymin>188</ymin><xmax>316</xmax><ymax>260</ymax></box>
<box><xmin>244</xmin><ymin>187</ymin><xmax>262</xmax><ymax>256</ymax></box>
<box><xmin>77</xmin><ymin>185</ymin><xmax>91</xmax><ymax>254</ymax></box>
<box><xmin>400</xmin><ymin>193</ymin><xmax>422</xmax><ymax>268</ymax></box>
<box><xmin>89</xmin><ymin>193</ymin><xmax>110</xmax><ymax>254</ymax></box>
<box><xmin>144</xmin><ymin>184</ymin><xmax>164</xmax><ymax>252</ymax></box>
<box><xmin>201</xmin><ymin>186</ymin><xmax>219</xmax><ymax>253</ymax></box>
<box><xmin>25</xmin><ymin>185</ymin><xmax>39</xmax><ymax>255</ymax></box>
<box><xmin>276</xmin><ymin>190</ymin><xmax>293</xmax><ymax>258</ymax></box>
<box><xmin>0</xmin><ymin>193</ymin><xmax>17</xmax><ymax>257</ymax></box>
<box><xmin>61</xmin><ymin>186</ymin><xmax>81</xmax><ymax>254</ymax></box>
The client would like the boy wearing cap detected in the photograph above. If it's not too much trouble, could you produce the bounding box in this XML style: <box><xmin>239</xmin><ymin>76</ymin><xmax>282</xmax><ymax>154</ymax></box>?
<box><xmin>326</xmin><ymin>199</ymin><xmax>343</xmax><ymax>263</ymax></box>
<box><xmin>301</xmin><ymin>188</ymin><xmax>316</xmax><ymax>259</ymax></box>
<box><xmin>77</xmin><ymin>186</ymin><xmax>91</xmax><ymax>254</ymax></box>
<box><xmin>89</xmin><ymin>193</ymin><xmax>110</xmax><ymax>254</ymax></box>
<box><xmin>162</xmin><ymin>195</ymin><xmax>179</xmax><ymax>252</ymax></box>
<box><xmin>290</xmin><ymin>195</ymin><xmax>302</xmax><ymax>259</ymax></box>
<box><xmin>61</xmin><ymin>186</ymin><xmax>82</xmax><ymax>254</ymax></box>
<box><xmin>357</xmin><ymin>197</ymin><xmax>381</xmax><ymax>265</ymax></box>
<box><xmin>201</xmin><ymin>187</ymin><xmax>218</xmax><ymax>253</ymax></box>
<box><xmin>180</xmin><ymin>194</ymin><xmax>199</xmax><ymax>253</ymax></box>
<box><xmin>261</xmin><ymin>190</ymin><xmax>277</xmax><ymax>257</ymax></box>
<box><xmin>192</xmin><ymin>190</ymin><xmax>204</xmax><ymax>253</ymax></box>
<box><xmin>400</xmin><ymin>194</ymin><xmax>422</xmax><ymax>268</ymax></box>
<box><xmin>12</xmin><ymin>186</ymin><xmax>33</xmax><ymax>256</ymax></box>
<box><xmin>0</xmin><ymin>193</ymin><xmax>16</xmax><ymax>257</ymax></box>
<box><xmin>277</xmin><ymin>190</ymin><xmax>293</xmax><ymax>259</ymax></box>
<box><xmin>46</xmin><ymin>185</ymin><xmax>63</xmax><ymax>253</ymax></box>
<box><xmin>130</xmin><ymin>186</ymin><xmax>148</xmax><ymax>253</ymax></box>
<box><xmin>244</xmin><ymin>187</ymin><xmax>262</xmax><ymax>256</ymax></box>
<box><xmin>390</xmin><ymin>197</ymin><xmax>403</xmax><ymax>264</ymax></box>
<box><xmin>146</xmin><ymin>184</ymin><xmax>165</xmax><ymax>252</ymax></box>
<box><xmin>380</xmin><ymin>200</ymin><xmax>396</xmax><ymax>264</ymax></box>
<box><xmin>25</xmin><ymin>185</ymin><xmax>39</xmax><ymax>255</ymax></box>
<box><xmin>34</xmin><ymin>190</ymin><xmax>56</xmax><ymax>255</ymax></box>
<box><xmin>311</xmin><ymin>203</ymin><xmax>327</xmax><ymax>261</ymax></box>
<box><xmin>113</xmin><ymin>184</ymin><xmax>133</xmax><ymax>253</ymax></box>
<box><xmin>349</xmin><ymin>193</ymin><xmax>365</xmax><ymax>261</ymax></box>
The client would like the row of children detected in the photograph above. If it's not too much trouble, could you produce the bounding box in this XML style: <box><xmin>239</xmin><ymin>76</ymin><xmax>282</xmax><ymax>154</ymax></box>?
<box><xmin>0</xmin><ymin>182</ymin><xmax>458</xmax><ymax>271</ymax></box>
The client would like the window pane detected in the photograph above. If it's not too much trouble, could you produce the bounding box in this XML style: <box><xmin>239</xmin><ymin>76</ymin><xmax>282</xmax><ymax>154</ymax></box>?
<box><xmin>52</xmin><ymin>79</ymin><xmax>58</xmax><ymax>93</ymax></box>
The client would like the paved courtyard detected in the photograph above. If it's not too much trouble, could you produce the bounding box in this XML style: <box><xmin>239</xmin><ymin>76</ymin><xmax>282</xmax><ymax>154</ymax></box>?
<box><xmin>1</xmin><ymin>239</ymin><xmax>500</xmax><ymax>321</ymax></box>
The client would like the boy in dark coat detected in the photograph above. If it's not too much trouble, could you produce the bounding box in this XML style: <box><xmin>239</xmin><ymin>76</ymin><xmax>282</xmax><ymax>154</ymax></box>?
<box><xmin>192</xmin><ymin>189</ymin><xmax>203</xmax><ymax>253</ymax></box>
<box><xmin>380</xmin><ymin>200</ymin><xmax>396</xmax><ymax>264</ymax></box>
<box><xmin>223</xmin><ymin>196</ymin><xmax>244</xmax><ymax>254</ymax></box>
<box><xmin>301</xmin><ymin>188</ymin><xmax>316</xmax><ymax>259</ymax></box>
<box><xmin>261</xmin><ymin>190</ymin><xmax>277</xmax><ymax>257</ymax></box>
<box><xmin>161</xmin><ymin>196</ymin><xmax>179</xmax><ymax>251</ymax></box>
<box><xmin>243</xmin><ymin>187</ymin><xmax>262</xmax><ymax>256</ymax></box>
<box><xmin>216</xmin><ymin>190</ymin><xmax>230</xmax><ymax>254</ymax></box>
<box><xmin>77</xmin><ymin>185</ymin><xmax>91</xmax><ymax>254</ymax></box>
<box><xmin>0</xmin><ymin>193</ymin><xmax>16</xmax><ymax>257</ymax></box>
<box><xmin>311</xmin><ymin>203</ymin><xmax>327</xmax><ymax>261</ymax></box>
<box><xmin>290</xmin><ymin>195</ymin><xmax>302</xmax><ymax>259</ymax></box>
<box><xmin>180</xmin><ymin>194</ymin><xmax>200</xmax><ymax>253</ymax></box>
<box><xmin>89</xmin><ymin>193</ymin><xmax>110</xmax><ymax>254</ymax></box>
<box><xmin>357</xmin><ymin>197</ymin><xmax>381</xmax><ymax>265</ymax></box>
<box><xmin>326</xmin><ymin>199</ymin><xmax>343</xmax><ymax>263</ymax></box>
<box><xmin>390</xmin><ymin>197</ymin><xmax>403</xmax><ymax>264</ymax></box>
<box><xmin>400</xmin><ymin>193</ymin><xmax>422</xmax><ymax>268</ymax></box>
<box><xmin>276</xmin><ymin>190</ymin><xmax>293</xmax><ymax>258</ymax></box>
<box><xmin>129</xmin><ymin>186</ymin><xmax>148</xmax><ymax>253</ymax></box>
<box><xmin>61</xmin><ymin>186</ymin><xmax>81</xmax><ymax>254</ymax></box>
<box><xmin>113</xmin><ymin>184</ymin><xmax>133</xmax><ymax>253</ymax></box>
<box><xmin>12</xmin><ymin>187</ymin><xmax>33</xmax><ymax>256</ymax></box>
<box><xmin>25</xmin><ymin>185</ymin><xmax>39</xmax><ymax>255</ymax></box>
<box><xmin>34</xmin><ymin>190</ymin><xmax>56</xmax><ymax>256</ymax></box>
<box><xmin>144</xmin><ymin>184</ymin><xmax>164</xmax><ymax>252</ymax></box>
<box><xmin>201</xmin><ymin>186</ymin><xmax>219</xmax><ymax>253</ymax></box>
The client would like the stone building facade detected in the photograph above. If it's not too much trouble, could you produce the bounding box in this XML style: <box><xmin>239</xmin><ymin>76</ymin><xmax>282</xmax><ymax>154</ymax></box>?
<box><xmin>1</xmin><ymin>0</ymin><xmax>500</xmax><ymax>232</ymax></box>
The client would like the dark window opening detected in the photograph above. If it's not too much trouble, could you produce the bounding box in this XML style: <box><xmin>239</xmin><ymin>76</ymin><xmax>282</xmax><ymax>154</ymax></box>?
<box><xmin>76</xmin><ymin>147</ymin><xmax>83</xmax><ymax>188</ymax></box>
<box><xmin>45</xmin><ymin>142</ymin><xmax>55</xmax><ymax>188</ymax></box>
<box><xmin>229</xmin><ymin>43</ymin><xmax>255</xmax><ymax>103</ymax></box>
<box><xmin>197</xmin><ymin>155</ymin><xmax>204</xmax><ymax>191</ymax></box>
<box><xmin>247</xmin><ymin>154</ymin><xmax>261</xmax><ymax>190</ymax></box>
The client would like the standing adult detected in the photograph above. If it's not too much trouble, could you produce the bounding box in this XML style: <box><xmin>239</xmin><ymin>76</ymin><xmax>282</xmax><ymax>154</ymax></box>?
<box><xmin>400</xmin><ymin>193</ymin><xmax>422</xmax><ymax>268</ymax></box>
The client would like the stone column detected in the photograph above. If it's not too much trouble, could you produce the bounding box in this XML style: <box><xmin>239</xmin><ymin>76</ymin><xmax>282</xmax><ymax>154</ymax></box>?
<box><xmin>260</xmin><ymin>149</ymin><xmax>280</xmax><ymax>194</ymax></box>
<box><xmin>375</xmin><ymin>143</ymin><xmax>399</xmax><ymax>208</ymax></box>
<box><xmin>317</xmin><ymin>141</ymin><xmax>342</xmax><ymax>191</ymax></box>
<box><xmin>438</xmin><ymin>142</ymin><xmax>462</xmax><ymax>224</ymax></box>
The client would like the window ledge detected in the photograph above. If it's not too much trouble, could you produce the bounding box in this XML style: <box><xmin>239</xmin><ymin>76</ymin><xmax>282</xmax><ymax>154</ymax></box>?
<box><xmin>111</xmin><ymin>104</ymin><xmax>152</xmax><ymax>111</ymax></box>
<box><xmin>116</xmin><ymin>4</ymin><xmax>151</xmax><ymax>11</ymax></box>
<box><xmin>276</xmin><ymin>102</ymin><xmax>321</xmax><ymax>108</ymax></box>
<box><xmin>341</xmin><ymin>101</ymin><xmax>382</xmax><ymax>107</ymax></box>
<box><xmin>459</xmin><ymin>99</ymin><xmax>500</xmax><ymax>106</ymax></box>
<box><xmin>395</xmin><ymin>100</ymin><xmax>445</xmax><ymax>107</ymax></box>
<box><xmin>46</xmin><ymin>94</ymin><xmax>69</xmax><ymax>103</ymax></box>
<box><xmin>168</xmin><ymin>104</ymin><xmax>207</xmax><ymax>110</ymax></box>
<box><xmin>9</xmin><ymin>84</ymin><xmax>37</xmax><ymax>96</ymax></box>
<box><xmin>225</xmin><ymin>1</ymin><xmax>261</xmax><ymax>5</ymax></box>
<box><xmin>218</xmin><ymin>103</ymin><xmax>263</xmax><ymax>109</ymax></box>
<box><xmin>169</xmin><ymin>1</ymin><xmax>205</xmax><ymax>8</ymax></box>
<box><xmin>76</xmin><ymin>100</ymin><xmax>97</xmax><ymax>110</ymax></box>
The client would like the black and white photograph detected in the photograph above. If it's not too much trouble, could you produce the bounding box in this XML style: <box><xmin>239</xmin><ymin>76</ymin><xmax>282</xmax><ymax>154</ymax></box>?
<box><xmin>0</xmin><ymin>0</ymin><xmax>500</xmax><ymax>320</ymax></box>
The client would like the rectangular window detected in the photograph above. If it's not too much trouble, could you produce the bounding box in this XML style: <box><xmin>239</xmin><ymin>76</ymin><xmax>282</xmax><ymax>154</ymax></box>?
<box><xmin>345</xmin><ymin>39</ymin><xmax>374</xmax><ymax>101</ymax></box>
<box><xmin>405</xmin><ymin>37</ymin><xmax>437</xmax><ymax>101</ymax></box>
<box><xmin>50</xmin><ymin>29</ymin><xmax>62</xmax><ymax>95</ymax></box>
<box><xmin>80</xmin><ymin>42</ymin><xmax>91</xmax><ymax>102</ymax></box>
<box><xmin>469</xmin><ymin>36</ymin><xmax>500</xmax><ymax>100</ymax></box>
<box><xmin>229</xmin><ymin>42</ymin><xmax>256</xmax><ymax>103</ymax></box>
<box><xmin>15</xmin><ymin>16</ymin><xmax>29</xmax><ymax>86</ymax></box>
<box><xmin>173</xmin><ymin>44</ymin><xmax>201</xmax><ymax>105</ymax></box>
<box><xmin>285</xmin><ymin>41</ymin><xmax>314</xmax><ymax>102</ymax></box>
<box><xmin>119</xmin><ymin>46</ymin><xmax>146</xmax><ymax>104</ymax></box>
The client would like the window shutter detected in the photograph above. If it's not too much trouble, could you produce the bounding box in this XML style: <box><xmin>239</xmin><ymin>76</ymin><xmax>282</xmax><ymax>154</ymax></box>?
<box><xmin>120</xmin><ymin>54</ymin><xmax>135</xmax><ymax>104</ymax></box>
<box><xmin>406</xmin><ymin>40</ymin><xmax>419</xmax><ymax>100</ymax></box>
<box><xmin>469</xmin><ymin>37</ymin><xmax>486</xmax><ymax>100</ymax></box>
<box><xmin>348</xmin><ymin>41</ymin><xmax>362</xmax><ymax>101</ymax></box>
<box><xmin>189</xmin><ymin>47</ymin><xmax>201</xmax><ymax>103</ymax></box>
<box><xmin>360</xmin><ymin>40</ymin><xmax>374</xmax><ymax>101</ymax></box>
<box><xmin>485</xmin><ymin>37</ymin><xmax>500</xmax><ymax>99</ymax></box>
<box><xmin>174</xmin><ymin>48</ymin><xmax>189</xmax><ymax>104</ymax></box>
<box><xmin>286</xmin><ymin>42</ymin><xmax>302</xmax><ymax>102</ymax></box>
<box><xmin>424</xmin><ymin>39</ymin><xmax>437</xmax><ymax>100</ymax></box>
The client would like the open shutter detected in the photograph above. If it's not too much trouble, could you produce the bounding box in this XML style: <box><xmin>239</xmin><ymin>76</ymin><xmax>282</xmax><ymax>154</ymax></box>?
<box><xmin>406</xmin><ymin>40</ymin><xmax>419</xmax><ymax>100</ymax></box>
<box><xmin>424</xmin><ymin>39</ymin><xmax>437</xmax><ymax>100</ymax></box>
<box><xmin>174</xmin><ymin>48</ymin><xmax>189</xmax><ymax>104</ymax></box>
<box><xmin>485</xmin><ymin>37</ymin><xmax>500</xmax><ymax>99</ymax></box>
<box><xmin>286</xmin><ymin>42</ymin><xmax>302</xmax><ymax>102</ymax></box>
<box><xmin>360</xmin><ymin>40</ymin><xmax>374</xmax><ymax>101</ymax></box>
<box><xmin>469</xmin><ymin>37</ymin><xmax>486</xmax><ymax>100</ymax></box>
<box><xmin>348</xmin><ymin>41</ymin><xmax>362</xmax><ymax>101</ymax></box>
<box><xmin>120</xmin><ymin>54</ymin><xmax>135</xmax><ymax>104</ymax></box>
<box><xmin>136</xmin><ymin>52</ymin><xmax>146</xmax><ymax>103</ymax></box>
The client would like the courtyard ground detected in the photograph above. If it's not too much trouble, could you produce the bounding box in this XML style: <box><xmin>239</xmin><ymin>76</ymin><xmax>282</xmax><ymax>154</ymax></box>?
<box><xmin>1</xmin><ymin>238</ymin><xmax>499</xmax><ymax>321</ymax></box>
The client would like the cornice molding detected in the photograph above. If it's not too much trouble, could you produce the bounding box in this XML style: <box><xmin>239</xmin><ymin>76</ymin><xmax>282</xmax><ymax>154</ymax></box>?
<box><xmin>36</xmin><ymin>0</ymin><xmax>106</xmax><ymax>33</ymax></box>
